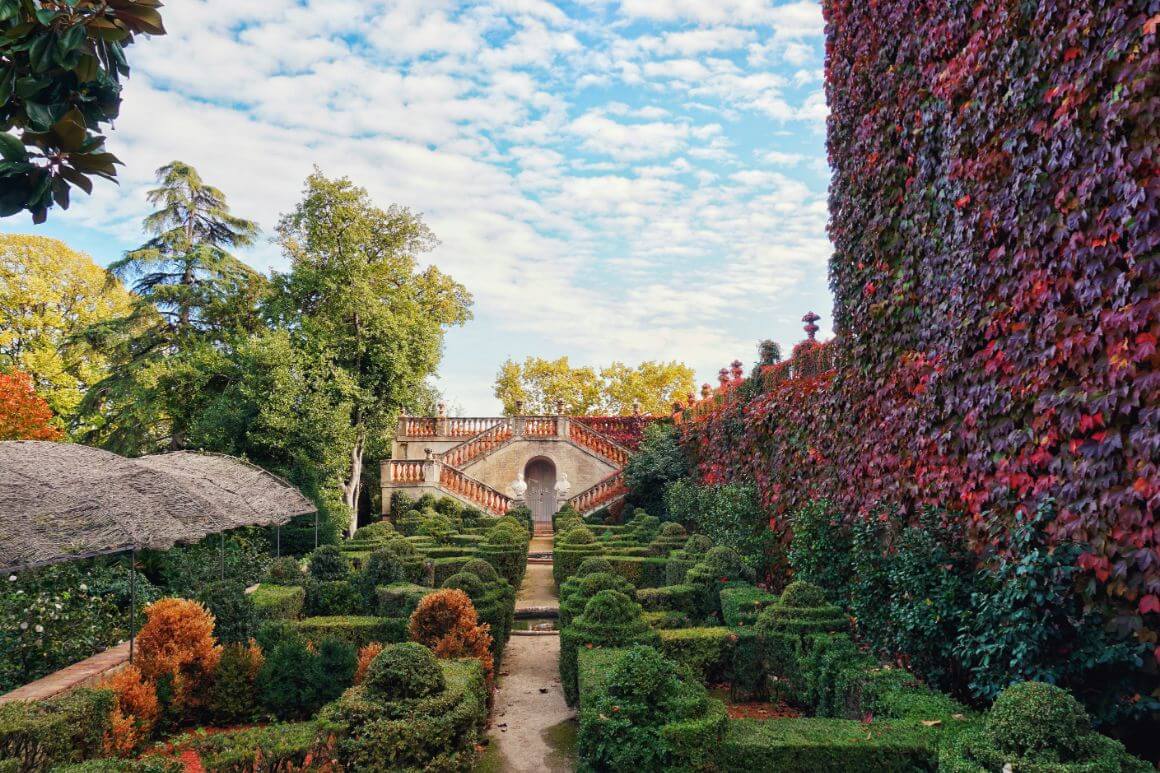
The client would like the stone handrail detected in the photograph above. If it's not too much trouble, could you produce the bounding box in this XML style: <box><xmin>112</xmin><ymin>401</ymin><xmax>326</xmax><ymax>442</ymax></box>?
<box><xmin>568</xmin><ymin>421</ymin><xmax>630</xmax><ymax>466</ymax></box>
<box><xmin>568</xmin><ymin>471</ymin><xmax>627</xmax><ymax>514</ymax></box>
<box><xmin>400</xmin><ymin>417</ymin><xmax>438</xmax><ymax>437</ymax></box>
<box><xmin>439</xmin><ymin>465</ymin><xmax>512</xmax><ymax>515</ymax></box>
<box><xmin>523</xmin><ymin>417</ymin><xmax>559</xmax><ymax>437</ymax></box>
<box><xmin>441</xmin><ymin>423</ymin><xmax>513</xmax><ymax>467</ymax></box>
<box><xmin>445</xmin><ymin>417</ymin><xmax>506</xmax><ymax>437</ymax></box>
<box><xmin>388</xmin><ymin>460</ymin><xmax>425</xmax><ymax>483</ymax></box>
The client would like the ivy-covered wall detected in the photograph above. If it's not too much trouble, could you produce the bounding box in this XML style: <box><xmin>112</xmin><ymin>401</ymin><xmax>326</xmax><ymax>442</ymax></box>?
<box><xmin>682</xmin><ymin>1</ymin><xmax>1157</xmax><ymax>637</ymax></box>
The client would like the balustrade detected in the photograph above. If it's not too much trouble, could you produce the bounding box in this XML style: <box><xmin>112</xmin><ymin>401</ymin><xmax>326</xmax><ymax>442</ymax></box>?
<box><xmin>523</xmin><ymin>417</ymin><xmax>559</xmax><ymax>437</ymax></box>
<box><xmin>441</xmin><ymin>424</ymin><xmax>513</xmax><ymax>467</ymax></box>
<box><xmin>568</xmin><ymin>471</ymin><xmax>627</xmax><ymax>514</ymax></box>
<box><xmin>389</xmin><ymin>460</ymin><xmax>425</xmax><ymax>483</ymax></box>
<box><xmin>439</xmin><ymin>465</ymin><xmax>512</xmax><ymax>515</ymax></box>
<box><xmin>400</xmin><ymin>417</ymin><xmax>438</xmax><ymax>437</ymax></box>
<box><xmin>568</xmin><ymin>422</ymin><xmax>629</xmax><ymax>466</ymax></box>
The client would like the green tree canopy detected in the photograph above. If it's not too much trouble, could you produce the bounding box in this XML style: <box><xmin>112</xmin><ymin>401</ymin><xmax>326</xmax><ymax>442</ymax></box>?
<box><xmin>494</xmin><ymin>356</ymin><xmax>694</xmax><ymax>415</ymax></box>
<box><xmin>269</xmin><ymin>170</ymin><xmax>472</xmax><ymax>534</ymax></box>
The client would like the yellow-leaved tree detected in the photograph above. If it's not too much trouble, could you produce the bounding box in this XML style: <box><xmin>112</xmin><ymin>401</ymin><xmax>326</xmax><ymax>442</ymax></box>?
<box><xmin>0</xmin><ymin>234</ymin><xmax>134</xmax><ymax>429</ymax></box>
<box><xmin>494</xmin><ymin>356</ymin><xmax>694</xmax><ymax>415</ymax></box>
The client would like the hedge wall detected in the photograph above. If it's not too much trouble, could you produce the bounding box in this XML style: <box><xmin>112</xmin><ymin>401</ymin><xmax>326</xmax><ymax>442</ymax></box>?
<box><xmin>681</xmin><ymin>0</ymin><xmax>1159</xmax><ymax>637</ymax></box>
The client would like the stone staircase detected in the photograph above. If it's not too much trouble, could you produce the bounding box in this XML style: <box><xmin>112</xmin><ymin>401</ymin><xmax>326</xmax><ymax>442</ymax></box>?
<box><xmin>383</xmin><ymin>415</ymin><xmax>635</xmax><ymax>517</ymax></box>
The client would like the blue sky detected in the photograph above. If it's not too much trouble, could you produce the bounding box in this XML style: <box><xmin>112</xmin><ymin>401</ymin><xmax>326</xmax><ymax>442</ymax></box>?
<box><xmin>4</xmin><ymin>0</ymin><xmax>834</xmax><ymax>414</ymax></box>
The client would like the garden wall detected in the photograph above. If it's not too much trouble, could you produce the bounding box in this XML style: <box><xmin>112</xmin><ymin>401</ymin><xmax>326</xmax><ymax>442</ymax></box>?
<box><xmin>680</xmin><ymin>1</ymin><xmax>1157</xmax><ymax>633</ymax></box>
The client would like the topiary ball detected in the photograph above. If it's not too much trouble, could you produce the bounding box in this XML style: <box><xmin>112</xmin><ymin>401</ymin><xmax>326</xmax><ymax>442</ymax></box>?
<box><xmin>485</xmin><ymin>525</ymin><xmax>525</xmax><ymax>546</ymax></box>
<box><xmin>580</xmin><ymin>589</ymin><xmax>641</xmax><ymax>627</ymax></box>
<box><xmin>361</xmin><ymin>549</ymin><xmax>406</xmax><ymax>587</ymax></box>
<box><xmin>562</xmin><ymin>526</ymin><xmax>595</xmax><ymax>545</ymax></box>
<box><xmin>779</xmin><ymin>581</ymin><xmax>828</xmax><ymax>608</ymax></box>
<box><xmin>659</xmin><ymin>523</ymin><xmax>687</xmax><ymax>539</ymax></box>
<box><xmin>461</xmin><ymin>558</ymin><xmax>500</xmax><ymax>584</ymax></box>
<box><xmin>575</xmin><ymin>557</ymin><xmax>614</xmax><ymax>577</ymax></box>
<box><xmin>363</xmin><ymin>642</ymin><xmax>445</xmax><ymax>701</ymax></box>
<box><xmin>684</xmin><ymin>534</ymin><xmax>712</xmax><ymax>556</ymax></box>
<box><xmin>985</xmin><ymin>682</ymin><xmax>1091</xmax><ymax>759</ymax></box>
<box><xmin>442</xmin><ymin>571</ymin><xmax>485</xmax><ymax>599</ymax></box>
<box><xmin>308</xmin><ymin>545</ymin><xmax>350</xmax><ymax>581</ymax></box>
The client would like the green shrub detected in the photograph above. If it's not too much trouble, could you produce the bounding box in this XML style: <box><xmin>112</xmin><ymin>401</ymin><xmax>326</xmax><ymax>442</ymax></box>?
<box><xmin>251</xmin><ymin>584</ymin><xmax>305</xmax><ymax>621</ymax></box>
<box><xmin>193</xmin><ymin>722</ymin><xmax>320</xmax><ymax>772</ymax></box>
<box><xmin>648</xmin><ymin>522</ymin><xmax>688</xmax><ymax>555</ymax></box>
<box><xmin>664</xmin><ymin>480</ymin><xmax>779</xmax><ymax>576</ymax></box>
<box><xmin>376</xmin><ymin>583</ymin><xmax>433</xmax><ymax>619</ymax></box>
<box><xmin>395</xmin><ymin>508</ymin><xmax>423</xmax><ymax>536</ymax></box>
<box><xmin>940</xmin><ymin>682</ymin><xmax>1150</xmax><ymax>772</ymax></box>
<box><xmin>684</xmin><ymin>546</ymin><xmax>754</xmax><ymax>618</ymax></box>
<box><xmin>461</xmin><ymin>558</ymin><xmax>500</xmax><ymax>584</ymax></box>
<box><xmin>560</xmin><ymin>590</ymin><xmax>659</xmax><ymax>705</ymax></box>
<box><xmin>195</xmin><ymin>581</ymin><xmax>258</xmax><ymax>645</ymax></box>
<box><xmin>294</xmin><ymin>616</ymin><xmax>404</xmax><ymax>648</ymax></box>
<box><xmin>553</xmin><ymin>528</ymin><xmax>604</xmax><ymax>585</ymax></box>
<box><xmin>0</xmin><ymin>689</ymin><xmax>113</xmax><ymax>770</ymax></box>
<box><xmin>719</xmin><ymin>583</ymin><xmax>778</xmax><ymax>627</ymax></box>
<box><xmin>363</xmin><ymin>642</ymin><xmax>446</xmax><ymax>701</ymax></box>
<box><xmin>622</xmin><ymin>422</ymin><xmax>689</xmax><ymax>518</ymax></box>
<box><xmin>355</xmin><ymin>521</ymin><xmax>395</xmax><ymax>541</ymax></box>
<box><xmin>264</xmin><ymin>556</ymin><xmax>305</xmax><ymax>586</ymax></box>
<box><xmin>210</xmin><ymin>642</ymin><xmax>263</xmax><ymax>724</ymax></box>
<box><xmin>415</xmin><ymin>494</ymin><xmax>438</xmax><ymax>510</ymax></box>
<box><xmin>307</xmin><ymin>544</ymin><xmax>350</xmax><ymax>581</ymax></box>
<box><xmin>459</xmin><ymin>506</ymin><xmax>485</xmax><ymax>527</ymax></box>
<box><xmin>430</xmin><ymin>556</ymin><xmax>474</xmax><ymax>587</ymax></box>
<box><xmin>319</xmin><ymin>658</ymin><xmax>487</xmax><ymax>771</ymax></box>
<box><xmin>786</xmin><ymin>499</ymin><xmax>852</xmax><ymax>600</ymax></box>
<box><xmin>657</xmin><ymin>627</ymin><xmax>736</xmax><ymax>683</ymax></box>
<box><xmin>635</xmin><ymin>584</ymin><xmax>699</xmax><ymax>616</ymax></box>
<box><xmin>478</xmin><ymin>529</ymin><xmax>528</xmax><ymax>587</ymax></box>
<box><xmin>434</xmin><ymin>497</ymin><xmax>463</xmax><ymax>518</ymax></box>
<box><xmin>303</xmin><ymin>579</ymin><xmax>362</xmax><ymax>616</ymax></box>
<box><xmin>577</xmin><ymin>645</ymin><xmax>726</xmax><ymax>772</ymax></box>
<box><xmin>318</xmin><ymin>638</ymin><xmax>358</xmax><ymax>702</ymax></box>
<box><xmin>52</xmin><ymin>759</ymin><xmax>182</xmax><ymax>772</ymax></box>
<box><xmin>722</xmin><ymin>717</ymin><xmax>939</xmax><ymax>772</ymax></box>
<box><xmin>643</xmin><ymin>610</ymin><xmax>693</xmax><ymax>630</ymax></box>
<box><xmin>559</xmin><ymin>572</ymin><xmax>637</xmax><ymax>629</ymax></box>
<box><xmin>756</xmin><ymin>581</ymin><xmax>847</xmax><ymax>638</ymax></box>
<box><xmin>356</xmin><ymin>549</ymin><xmax>407</xmax><ymax>597</ymax></box>
<box><xmin>798</xmin><ymin>633</ymin><xmax>872</xmax><ymax>716</ymax></box>
<box><xmin>389</xmin><ymin>491</ymin><xmax>415</xmax><ymax>519</ymax></box>
<box><xmin>575</xmin><ymin>557</ymin><xmax>614</xmax><ymax>577</ymax></box>
<box><xmin>255</xmin><ymin>619</ymin><xmax>303</xmax><ymax>653</ymax></box>
<box><xmin>604</xmin><ymin>556</ymin><xmax>668</xmax><ymax>588</ymax></box>
<box><xmin>257</xmin><ymin>637</ymin><xmax>326</xmax><ymax>720</ymax></box>
<box><xmin>418</xmin><ymin>513</ymin><xmax>457</xmax><ymax>544</ymax></box>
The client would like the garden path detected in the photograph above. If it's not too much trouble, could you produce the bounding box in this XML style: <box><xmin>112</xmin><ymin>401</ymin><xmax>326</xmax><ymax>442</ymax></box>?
<box><xmin>483</xmin><ymin>535</ymin><xmax>574</xmax><ymax>772</ymax></box>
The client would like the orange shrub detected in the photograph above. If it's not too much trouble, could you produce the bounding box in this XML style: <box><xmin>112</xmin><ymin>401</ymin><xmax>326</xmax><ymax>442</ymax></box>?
<box><xmin>354</xmin><ymin>642</ymin><xmax>384</xmax><ymax>685</ymax></box>
<box><xmin>134</xmin><ymin>598</ymin><xmax>221</xmax><ymax>715</ymax></box>
<box><xmin>100</xmin><ymin>664</ymin><xmax>159</xmax><ymax>756</ymax></box>
<box><xmin>408</xmin><ymin>589</ymin><xmax>493</xmax><ymax>680</ymax></box>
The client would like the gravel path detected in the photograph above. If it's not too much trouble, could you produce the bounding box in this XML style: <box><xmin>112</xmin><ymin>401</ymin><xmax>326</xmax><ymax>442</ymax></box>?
<box><xmin>483</xmin><ymin>536</ymin><xmax>575</xmax><ymax>772</ymax></box>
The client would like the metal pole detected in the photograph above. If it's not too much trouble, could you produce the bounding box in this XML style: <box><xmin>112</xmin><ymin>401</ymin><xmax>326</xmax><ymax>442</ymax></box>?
<box><xmin>219</xmin><ymin>532</ymin><xmax>225</xmax><ymax>581</ymax></box>
<box><xmin>129</xmin><ymin>546</ymin><xmax>137</xmax><ymax>664</ymax></box>
<box><xmin>314</xmin><ymin>511</ymin><xmax>319</xmax><ymax>549</ymax></box>
<box><xmin>276</xmin><ymin>525</ymin><xmax>281</xmax><ymax>558</ymax></box>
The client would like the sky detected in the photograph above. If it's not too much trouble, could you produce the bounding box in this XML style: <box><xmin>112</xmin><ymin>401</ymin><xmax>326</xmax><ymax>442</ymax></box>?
<box><xmin>5</xmin><ymin>0</ymin><xmax>835</xmax><ymax>415</ymax></box>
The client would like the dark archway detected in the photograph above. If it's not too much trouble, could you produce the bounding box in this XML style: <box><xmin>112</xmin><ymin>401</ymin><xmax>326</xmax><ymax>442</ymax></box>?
<box><xmin>524</xmin><ymin>456</ymin><xmax>557</xmax><ymax>530</ymax></box>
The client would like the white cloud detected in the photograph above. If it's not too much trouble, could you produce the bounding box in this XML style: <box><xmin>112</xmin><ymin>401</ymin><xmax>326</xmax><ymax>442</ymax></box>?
<box><xmin>30</xmin><ymin>0</ymin><xmax>835</xmax><ymax>414</ymax></box>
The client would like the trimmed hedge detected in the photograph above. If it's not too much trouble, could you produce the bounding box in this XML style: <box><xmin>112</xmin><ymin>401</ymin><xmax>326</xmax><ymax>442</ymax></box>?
<box><xmin>558</xmin><ymin>572</ymin><xmax>637</xmax><ymax>630</ymax></box>
<box><xmin>250</xmin><ymin>583</ymin><xmax>306</xmax><ymax>621</ymax></box>
<box><xmin>318</xmin><ymin>657</ymin><xmax>488</xmax><ymax>771</ymax></box>
<box><xmin>0</xmin><ymin>689</ymin><xmax>113</xmax><ymax>771</ymax></box>
<box><xmin>604</xmin><ymin>556</ymin><xmax>668</xmax><ymax>589</ymax></box>
<box><xmin>192</xmin><ymin>722</ymin><xmax>319</xmax><ymax>772</ymax></box>
<box><xmin>375</xmin><ymin>583</ymin><xmax>433</xmax><ymax>618</ymax></box>
<box><xmin>635</xmin><ymin>584</ymin><xmax>698</xmax><ymax>617</ymax></box>
<box><xmin>719</xmin><ymin>583</ymin><xmax>778</xmax><ymax>627</ymax></box>
<box><xmin>293</xmin><ymin>616</ymin><xmax>407</xmax><ymax>648</ymax></box>
<box><xmin>756</xmin><ymin>581</ymin><xmax>847</xmax><ymax>638</ymax></box>
<box><xmin>430</xmin><ymin>556</ymin><xmax>473</xmax><ymax>587</ymax></box>
<box><xmin>722</xmin><ymin>717</ymin><xmax>938</xmax><ymax>772</ymax></box>
<box><xmin>560</xmin><ymin>590</ymin><xmax>659</xmax><ymax>706</ymax></box>
<box><xmin>303</xmin><ymin>579</ymin><xmax>362</xmax><ymax>616</ymax></box>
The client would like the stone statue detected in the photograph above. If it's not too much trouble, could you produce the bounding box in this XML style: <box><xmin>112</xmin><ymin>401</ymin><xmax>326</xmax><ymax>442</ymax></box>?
<box><xmin>510</xmin><ymin>472</ymin><xmax>528</xmax><ymax>500</ymax></box>
<box><xmin>554</xmin><ymin>472</ymin><xmax>572</xmax><ymax>500</ymax></box>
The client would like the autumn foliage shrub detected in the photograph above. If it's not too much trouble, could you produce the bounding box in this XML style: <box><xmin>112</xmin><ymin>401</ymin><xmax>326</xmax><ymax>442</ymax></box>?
<box><xmin>133</xmin><ymin>598</ymin><xmax>220</xmax><ymax>717</ymax></box>
<box><xmin>0</xmin><ymin>370</ymin><xmax>62</xmax><ymax>440</ymax></box>
<box><xmin>100</xmin><ymin>665</ymin><xmax>159</xmax><ymax>756</ymax></box>
<box><xmin>354</xmin><ymin>642</ymin><xmax>384</xmax><ymax>685</ymax></box>
<box><xmin>408</xmin><ymin>589</ymin><xmax>493</xmax><ymax>680</ymax></box>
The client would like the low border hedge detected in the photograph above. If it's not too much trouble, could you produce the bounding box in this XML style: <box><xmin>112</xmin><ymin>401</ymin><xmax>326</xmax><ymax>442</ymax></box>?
<box><xmin>293</xmin><ymin>616</ymin><xmax>407</xmax><ymax>647</ymax></box>
<box><xmin>250</xmin><ymin>583</ymin><xmax>305</xmax><ymax>621</ymax></box>
<box><xmin>719</xmin><ymin>583</ymin><xmax>778</xmax><ymax>627</ymax></box>
<box><xmin>604</xmin><ymin>556</ymin><xmax>668</xmax><ymax>588</ymax></box>
<box><xmin>722</xmin><ymin>717</ymin><xmax>939</xmax><ymax>772</ymax></box>
<box><xmin>635</xmin><ymin>584</ymin><xmax>698</xmax><ymax>616</ymax></box>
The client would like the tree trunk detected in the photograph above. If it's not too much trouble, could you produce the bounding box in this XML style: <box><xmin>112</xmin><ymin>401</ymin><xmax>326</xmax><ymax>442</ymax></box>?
<box><xmin>342</xmin><ymin>430</ymin><xmax>365</xmax><ymax>538</ymax></box>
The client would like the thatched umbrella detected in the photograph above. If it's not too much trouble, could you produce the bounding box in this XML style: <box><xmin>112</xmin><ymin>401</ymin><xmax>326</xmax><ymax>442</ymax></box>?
<box><xmin>0</xmin><ymin>441</ymin><xmax>317</xmax><ymax>659</ymax></box>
